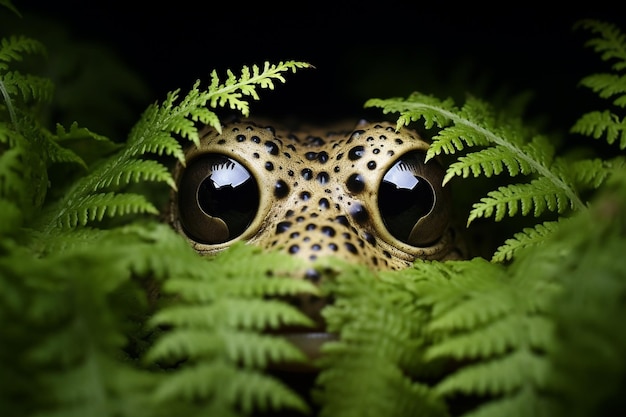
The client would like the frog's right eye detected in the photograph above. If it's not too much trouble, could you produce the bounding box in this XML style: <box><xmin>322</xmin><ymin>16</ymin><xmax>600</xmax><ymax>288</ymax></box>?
<box><xmin>177</xmin><ymin>154</ymin><xmax>259</xmax><ymax>244</ymax></box>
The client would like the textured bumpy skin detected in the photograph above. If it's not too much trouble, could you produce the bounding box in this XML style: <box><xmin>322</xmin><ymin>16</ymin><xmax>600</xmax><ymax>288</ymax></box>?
<box><xmin>169</xmin><ymin>118</ymin><xmax>463</xmax><ymax>272</ymax></box>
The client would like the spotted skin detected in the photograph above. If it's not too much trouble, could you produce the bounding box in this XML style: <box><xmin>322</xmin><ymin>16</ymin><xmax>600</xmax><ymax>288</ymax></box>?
<box><xmin>169</xmin><ymin>118</ymin><xmax>463</xmax><ymax>273</ymax></box>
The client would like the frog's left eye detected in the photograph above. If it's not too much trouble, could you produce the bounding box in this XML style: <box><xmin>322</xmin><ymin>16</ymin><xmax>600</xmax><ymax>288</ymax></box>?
<box><xmin>177</xmin><ymin>154</ymin><xmax>259</xmax><ymax>244</ymax></box>
<box><xmin>378</xmin><ymin>151</ymin><xmax>450</xmax><ymax>247</ymax></box>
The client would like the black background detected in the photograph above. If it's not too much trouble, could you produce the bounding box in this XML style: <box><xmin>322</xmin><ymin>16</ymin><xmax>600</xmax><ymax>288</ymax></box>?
<box><xmin>7</xmin><ymin>1</ymin><xmax>625</xmax><ymax>136</ymax></box>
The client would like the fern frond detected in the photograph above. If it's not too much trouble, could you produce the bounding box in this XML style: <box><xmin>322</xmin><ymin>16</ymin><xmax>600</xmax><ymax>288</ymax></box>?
<box><xmin>150</xmin><ymin>299</ymin><xmax>314</xmax><ymax>332</ymax></box>
<box><xmin>317</xmin><ymin>263</ymin><xmax>448</xmax><ymax>417</ymax></box>
<box><xmin>93</xmin><ymin>159</ymin><xmax>174</xmax><ymax>190</ymax></box>
<box><xmin>0</xmin><ymin>71</ymin><xmax>54</xmax><ymax>103</ymax></box>
<box><xmin>492</xmin><ymin>221</ymin><xmax>562</xmax><ymax>262</ymax></box>
<box><xmin>153</xmin><ymin>362</ymin><xmax>309</xmax><ymax>414</ymax></box>
<box><xmin>468</xmin><ymin>177</ymin><xmax>573</xmax><ymax>224</ymax></box>
<box><xmin>435</xmin><ymin>349</ymin><xmax>548</xmax><ymax>397</ymax></box>
<box><xmin>365</xmin><ymin>92</ymin><xmax>457</xmax><ymax>130</ymax></box>
<box><xmin>443</xmin><ymin>145</ymin><xmax>533</xmax><ymax>184</ymax></box>
<box><xmin>0</xmin><ymin>35</ymin><xmax>46</xmax><ymax>70</ymax></box>
<box><xmin>55</xmin><ymin>192</ymin><xmax>158</xmax><ymax>228</ymax></box>
<box><xmin>578</xmin><ymin>73</ymin><xmax>626</xmax><ymax>104</ymax></box>
<box><xmin>571</xmin><ymin>110</ymin><xmax>626</xmax><ymax>149</ymax></box>
<box><xmin>207</xmin><ymin>61</ymin><xmax>312</xmax><ymax>124</ymax></box>
<box><xmin>575</xmin><ymin>20</ymin><xmax>626</xmax><ymax>72</ymax></box>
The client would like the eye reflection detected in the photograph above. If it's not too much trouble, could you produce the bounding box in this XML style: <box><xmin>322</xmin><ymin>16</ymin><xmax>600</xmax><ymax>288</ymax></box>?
<box><xmin>178</xmin><ymin>154</ymin><xmax>259</xmax><ymax>244</ymax></box>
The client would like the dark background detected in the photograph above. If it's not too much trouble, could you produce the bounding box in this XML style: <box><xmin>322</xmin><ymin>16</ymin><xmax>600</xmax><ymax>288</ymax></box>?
<box><xmin>4</xmin><ymin>1</ymin><xmax>625</xmax><ymax>138</ymax></box>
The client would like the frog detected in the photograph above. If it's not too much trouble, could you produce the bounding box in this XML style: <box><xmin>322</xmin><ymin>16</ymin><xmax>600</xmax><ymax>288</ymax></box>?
<box><xmin>167</xmin><ymin>117</ymin><xmax>465</xmax><ymax>365</ymax></box>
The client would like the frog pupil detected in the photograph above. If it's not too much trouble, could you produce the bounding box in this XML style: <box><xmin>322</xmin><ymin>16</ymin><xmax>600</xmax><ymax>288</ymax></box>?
<box><xmin>378</xmin><ymin>152</ymin><xmax>435</xmax><ymax>244</ymax></box>
<box><xmin>179</xmin><ymin>154</ymin><xmax>259</xmax><ymax>244</ymax></box>
<box><xmin>197</xmin><ymin>157</ymin><xmax>258</xmax><ymax>237</ymax></box>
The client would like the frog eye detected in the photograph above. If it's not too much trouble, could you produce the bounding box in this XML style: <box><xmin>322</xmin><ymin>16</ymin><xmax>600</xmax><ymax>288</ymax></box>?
<box><xmin>177</xmin><ymin>154</ymin><xmax>259</xmax><ymax>244</ymax></box>
<box><xmin>378</xmin><ymin>151</ymin><xmax>450</xmax><ymax>246</ymax></box>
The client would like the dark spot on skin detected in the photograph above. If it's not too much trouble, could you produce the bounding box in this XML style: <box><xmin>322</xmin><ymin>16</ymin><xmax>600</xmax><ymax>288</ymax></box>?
<box><xmin>296</xmin><ymin>216</ymin><xmax>305</xmax><ymax>222</ymax></box>
<box><xmin>346</xmin><ymin>173</ymin><xmax>366</xmax><ymax>193</ymax></box>
<box><xmin>283</xmin><ymin>152</ymin><xmax>291</xmax><ymax>158</ymax></box>
<box><xmin>383</xmin><ymin>250</ymin><xmax>392</xmax><ymax>258</ymax></box>
<box><xmin>344</xmin><ymin>242</ymin><xmax>358</xmax><ymax>254</ymax></box>
<box><xmin>363</xmin><ymin>232</ymin><xmax>376</xmax><ymax>246</ymax></box>
<box><xmin>265</xmin><ymin>161</ymin><xmax>274</xmax><ymax>171</ymax></box>
<box><xmin>350</xmin><ymin>203</ymin><xmax>369</xmax><ymax>224</ymax></box>
<box><xmin>373</xmin><ymin>148</ymin><xmax>380</xmax><ymax>154</ymax></box>
<box><xmin>371</xmin><ymin>257</ymin><xmax>379</xmax><ymax>266</ymax></box>
<box><xmin>288</xmin><ymin>170</ymin><xmax>294</xmax><ymax>176</ymax></box>
<box><xmin>307</xmin><ymin>136</ymin><xmax>326</xmax><ymax>146</ymax></box>
<box><xmin>321</xmin><ymin>226</ymin><xmax>336</xmax><ymax>237</ymax></box>
<box><xmin>395</xmin><ymin>138</ymin><xmax>404</xmax><ymax>145</ymax></box>
<box><xmin>300</xmin><ymin>191</ymin><xmax>311</xmax><ymax>201</ymax></box>
<box><xmin>319</xmin><ymin>198</ymin><xmax>330</xmax><ymax>209</ymax></box>
<box><xmin>306</xmin><ymin>224</ymin><xmax>316</xmax><ymax>231</ymax></box>
<box><xmin>387</xmin><ymin>150</ymin><xmax>395</xmax><ymax>157</ymax></box>
<box><xmin>218</xmin><ymin>139</ymin><xmax>226</xmax><ymax>145</ymax></box>
<box><xmin>317</xmin><ymin>151</ymin><xmax>329</xmax><ymax>163</ymax></box>
<box><xmin>287</xmin><ymin>144</ymin><xmax>297</xmax><ymax>151</ymax></box>
<box><xmin>276</xmin><ymin>221</ymin><xmax>292</xmax><ymax>234</ymax></box>
<box><xmin>348</xmin><ymin>145</ymin><xmax>365</xmax><ymax>161</ymax></box>
<box><xmin>305</xmin><ymin>151</ymin><xmax>318</xmax><ymax>161</ymax></box>
<box><xmin>265</xmin><ymin>141</ymin><xmax>279</xmax><ymax>155</ymax></box>
<box><xmin>251</xmin><ymin>135</ymin><xmax>261</xmax><ymax>144</ymax></box>
<box><xmin>329</xmin><ymin>243</ymin><xmax>338</xmax><ymax>251</ymax></box>
<box><xmin>333</xmin><ymin>166</ymin><xmax>340</xmax><ymax>173</ymax></box>
<box><xmin>347</xmin><ymin>129</ymin><xmax>364</xmax><ymax>144</ymax></box>
<box><xmin>367</xmin><ymin>161</ymin><xmax>377</xmax><ymax>170</ymax></box>
<box><xmin>253</xmin><ymin>152</ymin><xmax>259</xmax><ymax>159</ymax></box>
<box><xmin>336</xmin><ymin>153</ymin><xmax>344</xmax><ymax>161</ymax></box>
<box><xmin>290</xmin><ymin>232</ymin><xmax>300</xmax><ymax>238</ymax></box>
<box><xmin>301</xmin><ymin>168</ymin><xmax>313</xmax><ymax>180</ymax></box>
<box><xmin>311</xmin><ymin>244</ymin><xmax>321</xmax><ymax>251</ymax></box>
<box><xmin>335</xmin><ymin>215</ymin><xmax>350</xmax><ymax>227</ymax></box>
<box><xmin>286</xmin><ymin>209</ymin><xmax>295</xmax><ymax>217</ymax></box>
<box><xmin>274</xmin><ymin>179</ymin><xmax>289</xmax><ymax>198</ymax></box>
<box><xmin>236</xmin><ymin>134</ymin><xmax>246</xmax><ymax>142</ymax></box>
<box><xmin>317</xmin><ymin>172</ymin><xmax>329</xmax><ymax>184</ymax></box>
<box><xmin>289</xmin><ymin>245</ymin><xmax>300</xmax><ymax>254</ymax></box>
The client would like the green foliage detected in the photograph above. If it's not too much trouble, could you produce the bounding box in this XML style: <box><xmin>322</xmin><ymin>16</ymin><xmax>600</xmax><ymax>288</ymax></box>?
<box><xmin>0</xmin><ymin>5</ymin><xmax>315</xmax><ymax>414</ymax></box>
<box><xmin>571</xmin><ymin>20</ymin><xmax>626</xmax><ymax>148</ymax></box>
<box><xmin>1</xmin><ymin>3</ymin><xmax>626</xmax><ymax>417</ymax></box>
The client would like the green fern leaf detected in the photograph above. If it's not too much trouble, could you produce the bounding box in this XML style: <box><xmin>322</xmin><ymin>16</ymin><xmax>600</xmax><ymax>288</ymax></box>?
<box><xmin>575</xmin><ymin>20</ymin><xmax>626</xmax><ymax>72</ymax></box>
<box><xmin>571</xmin><ymin>110</ymin><xmax>626</xmax><ymax>149</ymax></box>
<box><xmin>317</xmin><ymin>263</ymin><xmax>448</xmax><ymax>417</ymax></box>
<box><xmin>435</xmin><ymin>349</ymin><xmax>548</xmax><ymax>397</ymax></box>
<box><xmin>93</xmin><ymin>158</ymin><xmax>174</xmax><ymax>190</ymax></box>
<box><xmin>444</xmin><ymin>145</ymin><xmax>533</xmax><ymax>184</ymax></box>
<box><xmin>150</xmin><ymin>299</ymin><xmax>314</xmax><ymax>332</ymax></box>
<box><xmin>468</xmin><ymin>177</ymin><xmax>572</xmax><ymax>224</ymax></box>
<box><xmin>207</xmin><ymin>61</ymin><xmax>312</xmax><ymax>121</ymax></box>
<box><xmin>492</xmin><ymin>220</ymin><xmax>562</xmax><ymax>262</ymax></box>
<box><xmin>153</xmin><ymin>362</ymin><xmax>309</xmax><ymax>414</ymax></box>
<box><xmin>365</xmin><ymin>92</ymin><xmax>457</xmax><ymax>130</ymax></box>
<box><xmin>0</xmin><ymin>35</ymin><xmax>46</xmax><ymax>70</ymax></box>
<box><xmin>56</xmin><ymin>192</ymin><xmax>158</xmax><ymax>228</ymax></box>
<box><xmin>579</xmin><ymin>73</ymin><xmax>626</xmax><ymax>104</ymax></box>
<box><xmin>0</xmin><ymin>71</ymin><xmax>54</xmax><ymax>103</ymax></box>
